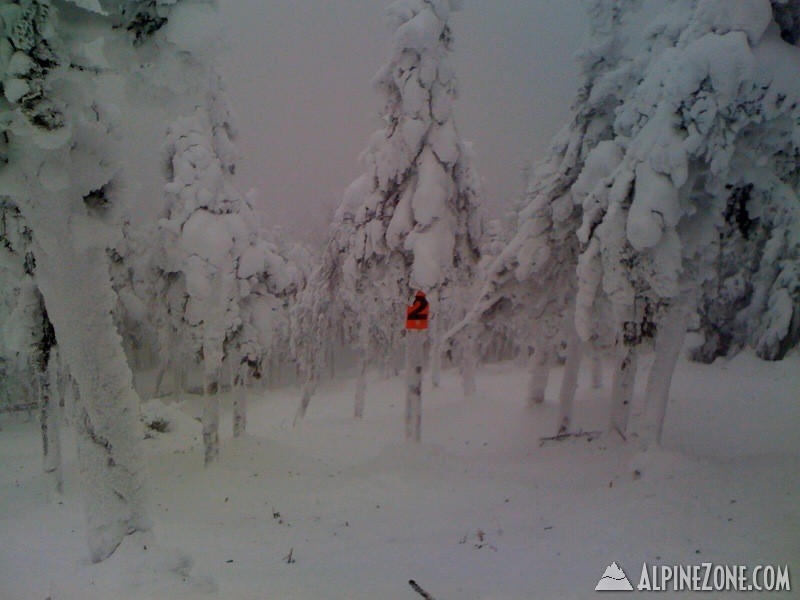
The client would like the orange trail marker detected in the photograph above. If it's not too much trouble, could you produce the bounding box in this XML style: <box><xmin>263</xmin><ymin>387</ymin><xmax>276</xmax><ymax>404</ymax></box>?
<box><xmin>406</xmin><ymin>291</ymin><xmax>429</xmax><ymax>330</ymax></box>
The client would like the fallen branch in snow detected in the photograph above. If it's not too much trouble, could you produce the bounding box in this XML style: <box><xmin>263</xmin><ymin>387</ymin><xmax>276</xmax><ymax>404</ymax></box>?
<box><xmin>409</xmin><ymin>580</ymin><xmax>436</xmax><ymax>600</ymax></box>
<box><xmin>611</xmin><ymin>426</ymin><xmax>627</xmax><ymax>442</ymax></box>
<box><xmin>283</xmin><ymin>548</ymin><xmax>295</xmax><ymax>564</ymax></box>
<box><xmin>538</xmin><ymin>430</ymin><xmax>602</xmax><ymax>446</ymax></box>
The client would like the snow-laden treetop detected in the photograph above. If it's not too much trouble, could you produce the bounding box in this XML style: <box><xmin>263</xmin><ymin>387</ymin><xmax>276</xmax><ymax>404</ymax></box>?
<box><xmin>336</xmin><ymin>0</ymin><xmax>480</xmax><ymax>292</ymax></box>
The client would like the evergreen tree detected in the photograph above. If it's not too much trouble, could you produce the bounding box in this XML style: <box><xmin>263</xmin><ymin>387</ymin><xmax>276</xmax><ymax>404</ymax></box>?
<box><xmin>293</xmin><ymin>0</ymin><xmax>481</xmax><ymax>433</ymax></box>
<box><xmin>0</xmin><ymin>203</ymin><xmax>63</xmax><ymax>492</ymax></box>
<box><xmin>572</xmin><ymin>0</ymin><xmax>800</xmax><ymax>443</ymax></box>
<box><xmin>153</xmin><ymin>98</ymin><xmax>304</xmax><ymax>464</ymax></box>
<box><xmin>446</xmin><ymin>0</ymin><xmax>635</xmax><ymax>431</ymax></box>
<box><xmin>450</xmin><ymin>0</ymin><xmax>800</xmax><ymax>445</ymax></box>
<box><xmin>0</xmin><ymin>0</ymin><xmax>158</xmax><ymax>562</ymax></box>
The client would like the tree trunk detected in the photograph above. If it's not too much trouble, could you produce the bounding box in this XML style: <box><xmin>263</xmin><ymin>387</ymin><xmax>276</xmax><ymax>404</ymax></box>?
<box><xmin>327</xmin><ymin>338</ymin><xmax>335</xmax><ymax>382</ymax></box>
<box><xmin>294</xmin><ymin>373</ymin><xmax>315</xmax><ymax>425</ymax></box>
<box><xmin>38</xmin><ymin>365</ymin><xmax>63</xmax><ymax>495</ymax></box>
<box><xmin>171</xmin><ymin>356</ymin><xmax>187</xmax><ymax>397</ymax></box>
<box><xmin>405</xmin><ymin>330</ymin><xmax>426</xmax><ymax>442</ymax></box>
<box><xmin>429</xmin><ymin>290</ymin><xmax>441</xmax><ymax>388</ymax></box>
<box><xmin>232</xmin><ymin>369</ymin><xmax>247</xmax><ymax>438</ymax></box>
<box><xmin>460</xmin><ymin>333</ymin><xmax>477</xmax><ymax>400</ymax></box>
<box><xmin>203</xmin><ymin>370</ymin><xmax>220</xmax><ymax>466</ymax></box>
<box><xmin>642</xmin><ymin>304</ymin><xmax>687</xmax><ymax>447</ymax></box>
<box><xmin>354</xmin><ymin>352</ymin><xmax>367</xmax><ymax>419</ymax></box>
<box><xmin>591</xmin><ymin>352</ymin><xmax>603</xmax><ymax>389</ymax></box>
<box><xmin>153</xmin><ymin>361</ymin><xmax>168</xmax><ymax>398</ymax></box>
<box><xmin>557</xmin><ymin>325</ymin><xmax>584</xmax><ymax>432</ymax></box>
<box><xmin>24</xmin><ymin>215</ymin><xmax>151</xmax><ymax>564</ymax></box>
<box><xmin>525</xmin><ymin>345</ymin><xmax>551</xmax><ymax>405</ymax></box>
<box><xmin>609</xmin><ymin>342</ymin><xmax>638</xmax><ymax>436</ymax></box>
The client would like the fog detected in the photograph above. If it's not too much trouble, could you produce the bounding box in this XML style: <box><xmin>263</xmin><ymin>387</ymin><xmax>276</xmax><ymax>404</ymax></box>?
<box><xmin>218</xmin><ymin>1</ymin><xmax>587</xmax><ymax>241</ymax></box>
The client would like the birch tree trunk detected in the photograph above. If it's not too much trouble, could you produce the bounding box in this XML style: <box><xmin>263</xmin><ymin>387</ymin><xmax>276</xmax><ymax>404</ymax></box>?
<box><xmin>405</xmin><ymin>330</ymin><xmax>426</xmax><ymax>442</ymax></box>
<box><xmin>609</xmin><ymin>342</ymin><xmax>638</xmax><ymax>436</ymax></box>
<box><xmin>641</xmin><ymin>304</ymin><xmax>687</xmax><ymax>447</ymax></box>
<box><xmin>557</xmin><ymin>324</ymin><xmax>584</xmax><ymax>432</ymax></box>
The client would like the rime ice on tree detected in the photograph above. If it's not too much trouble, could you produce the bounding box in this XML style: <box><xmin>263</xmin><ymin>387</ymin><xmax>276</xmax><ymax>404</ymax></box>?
<box><xmin>450</xmin><ymin>0</ymin><xmax>800</xmax><ymax>443</ymax></box>
<box><xmin>293</xmin><ymin>0</ymin><xmax>481</xmax><ymax>430</ymax></box>
<box><xmin>0</xmin><ymin>0</ymin><xmax>161</xmax><ymax>562</ymax></box>
<box><xmin>153</xmin><ymin>96</ymin><xmax>304</xmax><ymax>464</ymax></box>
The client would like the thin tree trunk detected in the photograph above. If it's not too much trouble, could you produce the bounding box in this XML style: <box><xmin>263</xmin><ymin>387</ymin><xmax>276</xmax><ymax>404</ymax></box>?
<box><xmin>430</xmin><ymin>343</ymin><xmax>441</xmax><ymax>387</ymax></box>
<box><xmin>171</xmin><ymin>356</ymin><xmax>187</xmax><ymax>397</ymax></box>
<box><xmin>39</xmin><ymin>366</ymin><xmax>63</xmax><ymax>494</ymax></box>
<box><xmin>294</xmin><ymin>372</ymin><xmax>315</xmax><ymax>424</ymax></box>
<box><xmin>203</xmin><ymin>370</ymin><xmax>220</xmax><ymax>466</ymax></box>
<box><xmin>405</xmin><ymin>330</ymin><xmax>426</xmax><ymax>442</ymax></box>
<box><xmin>609</xmin><ymin>342</ymin><xmax>638</xmax><ymax>436</ymax></box>
<box><xmin>153</xmin><ymin>362</ymin><xmax>167</xmax><ymax>398</ymax></box>
<box><xmin>354</xmin><ymin>353</ymin><xmax>367</xmax><ymax>419</ymax></box>
<box><xmin>429</xmin><ymin>290</ymin><xmax>441</xmax><ymax>388</ymax></box>
<box><xmin>557</xmin><ymin>324</ymin><xmax>584</xmax><ymax>432</ymax></box>
<box><xmin>525</xmin><ymin>346</ymin><xmax>550</xmax><ymax>405</ymax></box>
<box><xmin>327</xmin><ymin>338</ymin><xmax>335</xmax><ymax>382</ymax></box>
<box><xmin>591</xmin><ymin>352</ymin><xmax>603</xmax><ymax>389</ymax></box>
<box><xmin>460</xmin><ymin>333</ymin><xmax>477</xmax><ymax>400</ymax></box>
<box><xmin>232</xmin><ymin>369</ymin><xmax>247</xmax><ymax>438</ymax></box>
<box><xmin>642</xmin><ymin>304</ymin><xmax>687</xmax><ymax>447</ymax></box>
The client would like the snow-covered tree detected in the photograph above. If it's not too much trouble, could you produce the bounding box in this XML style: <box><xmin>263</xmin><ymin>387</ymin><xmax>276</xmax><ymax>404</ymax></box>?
<box><xmin>445</xmin><ymin>0</ymin><xmax>635</xmax><ymax>432</ymax></box>
<box><xmin>0</xmin><ymin>0</ymin><xmax>158</xmax><ymax>562</ymax></box>
<box><xmin>452</xmin><ymin>0</ymin><xmax>800</xmax><ymax>446</ymax></box>
<box><xmin>109</xmin><ymin>219</ymin><xmax>158</xmax><ymax>372</ymax></box>
<box><xmin>152</xmin><ymin>104</ymin><xmax>247</xmax><ymax>465</ymax></box>
<box><xmin>293</xmin><ymin>0</ymin><xmax>481</xmax><ymax>436</ymax></box>
<box><xmin>0</xmin><ymin>202</ymin><xmax>64</xmax><ymax>492</ymax></box>
<box><xmin>0</xmin><ymin>203</ymin><xmax>33</xmax><ymax>408</ymax></box>
<box><xmin>152</xmin><ymin>94</ymin><xmax>304</xmax><ymax>464</ymax></box>
<box><xmin>572</xmin><ymin>0</ymin><xmax>800</xmax><ymax>443</ymax></box>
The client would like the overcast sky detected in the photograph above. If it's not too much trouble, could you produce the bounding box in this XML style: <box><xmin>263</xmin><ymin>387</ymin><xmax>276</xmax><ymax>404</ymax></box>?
<box><xmin>217</xmin><ymin>1</ymin><xmax>587</xmax><ymax>241</ymax></box>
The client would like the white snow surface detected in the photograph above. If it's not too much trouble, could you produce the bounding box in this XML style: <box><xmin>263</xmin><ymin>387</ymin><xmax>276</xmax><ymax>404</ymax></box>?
<box><xmin>1</xmin><ymin>348</ymin><xmax>798</xmax><ymax>599</ymax></box>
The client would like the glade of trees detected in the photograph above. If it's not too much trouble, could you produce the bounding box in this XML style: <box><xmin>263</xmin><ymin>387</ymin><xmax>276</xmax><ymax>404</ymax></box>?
<box><xmin>0</xmin><ymin>0</ymin><xmax>797</xmax><ymax>563</ymax></box>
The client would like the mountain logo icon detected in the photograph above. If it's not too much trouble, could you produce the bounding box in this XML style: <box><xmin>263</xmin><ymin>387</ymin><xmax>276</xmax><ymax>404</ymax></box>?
<box><xmin>595</xmin><ymin>562</ymin><xmax>634</xmax><ymax>591</ymax></box>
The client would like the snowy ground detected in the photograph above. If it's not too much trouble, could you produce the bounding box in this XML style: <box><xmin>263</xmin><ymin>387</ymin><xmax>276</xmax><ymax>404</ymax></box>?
<box><xmin>1</xmin><ymin>350</ymin><xmax>798</xmax><ymax>600</ymax></box>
